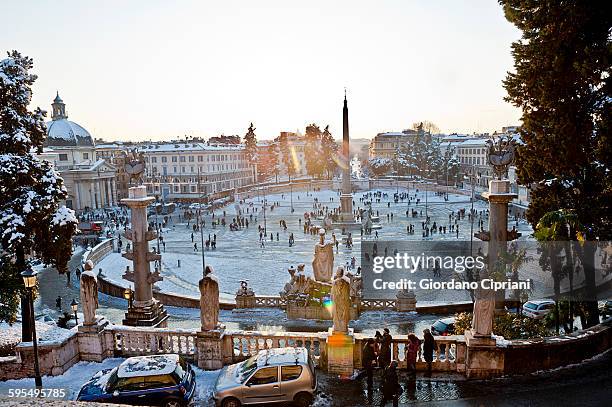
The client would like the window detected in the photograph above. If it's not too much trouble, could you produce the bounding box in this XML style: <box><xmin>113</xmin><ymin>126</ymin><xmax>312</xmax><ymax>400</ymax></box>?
<box><xmin>142</xmin><ymin>374</ymin><xmax>177</xmax><ymax>390</ymax></box>
<box><xmin>189</xmin><ymin>156</ymin><xmax>194</xmax><ymax>162</ymax></box>
<box><xmin>59</xmin><ymin>153</ymin><xmax>68</xmax><ymax>161</ymax></box>
<box><xmin>162</xmin><ymin>156</ymin><xmax>168</xmax><ymax>163</ymax></box>
<box><xmin>180</xmin><ymin>156</ymin><xmax>186</xmax><ymax>162</ymax></box>
<box><xmin>247</xmin><ymin>367</ymin><xmax>278</xmax><ymax>386</ymax></box>
<box><xmin>281</xmin><ymin>365</ymin><xmax>302</xmax><ymax>381</ymax></box>
<box><xmin>172</xmin><ymin>156</ymin><xmax>178</xmax><ymax>163</ymax></box>
<box><xmin>152</xmin><ymin>157</ymin><xmax>157</xmax><ymax>163</ymax></box>
<box><xmin>114</xmin><ymin>376</ymin><xmax>144</xmax><ymax>392</ymax></box>
<box><xmin>83</xmin><ymin>152</ymin><xmax>89</xmax><ymax>159</ymax></box>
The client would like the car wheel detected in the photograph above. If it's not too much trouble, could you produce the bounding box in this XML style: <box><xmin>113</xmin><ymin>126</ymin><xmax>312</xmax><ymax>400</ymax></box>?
<box><xmin>222</xmin><ymin>397</ymin><xmax>241</xmax><ymax>407</ymax></box>
<box><xmin>293</xmin><ymin>392</ymin><xmax>313</xmax><ymax>407</ymax></box>
<box><xmin>164</xmin><ymin>398</ymin><xmax>185</xmax><ymax>407</ymax></box>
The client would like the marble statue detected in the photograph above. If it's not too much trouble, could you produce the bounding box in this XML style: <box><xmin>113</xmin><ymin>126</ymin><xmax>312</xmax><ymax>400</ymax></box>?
<box><xmin>487</xmin><ymin>135</ymin><xmax>517</xmax><ymax>180</ymax></box>
<box><xmin>313</xmin><ymin>229</ymin><xmax>334</xmax><ymax>282</ymax></box>
<box><xmin>80</xmin><ymin>261</ymin><xmax>98</xmax><ymax>326</ymax></box>
<box><xmin>331</xmin><ymin>267</ymin><xmax>351</xmax><ymax>333</ymax></box>
<box><xmin>199</xmin><ymin>266</ymin><xmax>219</xmax><ymax>331</ymax></box>
<box><xmin>472</xmin><ymin>290</ymin><xmax>495</xmax><ymax>336</ymax></box>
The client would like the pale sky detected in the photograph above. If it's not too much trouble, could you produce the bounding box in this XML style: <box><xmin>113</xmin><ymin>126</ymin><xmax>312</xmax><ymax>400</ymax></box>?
<box><xmin>2</xmin><ymin>0</ymin><xmax>522</xmax><ymax>141</ymax></box>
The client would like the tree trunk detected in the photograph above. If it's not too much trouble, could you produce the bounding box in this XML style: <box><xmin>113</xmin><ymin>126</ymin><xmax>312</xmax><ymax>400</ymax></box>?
<box><xmin>581</xmin><ymin>243</ymin><xmax>600</xmax><ymax>327</ymax></box>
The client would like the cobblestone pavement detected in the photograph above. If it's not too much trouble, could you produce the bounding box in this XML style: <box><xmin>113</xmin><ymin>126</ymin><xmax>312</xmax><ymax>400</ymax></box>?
<box><xmin>315</xmin><ymin>348</ymin><xmax>612</xmax><ymax>406</ymax></box>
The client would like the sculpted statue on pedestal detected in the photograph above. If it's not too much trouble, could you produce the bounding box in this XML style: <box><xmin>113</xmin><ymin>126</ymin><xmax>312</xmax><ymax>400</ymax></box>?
<box><xmin>80</xmin><ymin>261</ymin><xmax>98</xmax><ymax>326</ymax></box>
<box><xmin>331</xmin><ymin>267</ymin><xmax>351</xmax><ymax>333</ymax></box>
<box><xmin>313</xmin><ymin>229</ymin><xmax>334</xmax><ymax>282</ymax></box>
<box><xmin>199</xmin><ymin>266</ymin><xmax>219</xmax><ymax>331</ymax></box>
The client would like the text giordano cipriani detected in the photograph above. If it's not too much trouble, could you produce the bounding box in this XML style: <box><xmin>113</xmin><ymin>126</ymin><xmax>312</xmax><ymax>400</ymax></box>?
<box><xmin>370</xmin><ymin>253</ymin><xmax>531</xmax><ymax>291</ymax></box>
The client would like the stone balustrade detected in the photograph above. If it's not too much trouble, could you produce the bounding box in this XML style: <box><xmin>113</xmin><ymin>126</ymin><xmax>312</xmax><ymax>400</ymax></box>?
<box><xmin>112</xmin><ymin>326</ymin><xmax>198</xmax><ymax>359</ymax></box>
<box><xmin>351</xmin><ymin>334</ymin><xmax>465</xmax><ymax>373</ymax></box>
<box><xmin>225</xmin><ymin>331</ymin><xmax>327</xmax><ymax>367</ymax></box>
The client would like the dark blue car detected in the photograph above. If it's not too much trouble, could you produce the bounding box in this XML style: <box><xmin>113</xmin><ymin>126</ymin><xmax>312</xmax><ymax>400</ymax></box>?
<box><xmin>77</xmin><ymin>354</ymin><xmax>196</xmax><ymax>407</ymax></box>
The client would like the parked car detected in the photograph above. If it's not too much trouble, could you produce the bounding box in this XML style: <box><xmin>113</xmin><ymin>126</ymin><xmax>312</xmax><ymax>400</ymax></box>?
<box><xmin>77</xmin><ymin>354</ymin><xmax>196</xmax><ymax>407</ymax></box>
<box><xmin>213</xmin><ymin>347</ymin><xmax>317</xmax><ymax>407</ymax></box>
<box><xmin>431</xmin><ymin>317</ymin><xmax>455</xmax><ymax>336</ymax></box>
<box><xmin>599</xmin><ymin>300</ymin><xmax>612</xmax><ymax>317</ymax></box>
<box><xmin>522</xmin><ymin>300</ymin><xmax>556</xmax><ymax>319</ymax></box>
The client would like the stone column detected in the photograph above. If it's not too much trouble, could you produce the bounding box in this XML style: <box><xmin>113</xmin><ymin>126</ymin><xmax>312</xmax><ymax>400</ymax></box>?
<box><xmin>464</xmin><ymin>179</ymin><xmax>515</xmax><ymax>378</ymax></box>
<box><xmin>121</xmin><ymin>186</ymin><xmax>168</xmax><ymax>327</ymax></box>
<box><xmin>89</xmin><ymin>184</ymin><xmax>94</xmax><ymax>210</ymax></box>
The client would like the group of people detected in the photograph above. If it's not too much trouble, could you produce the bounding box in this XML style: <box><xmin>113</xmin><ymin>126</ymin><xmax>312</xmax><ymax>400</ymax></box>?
<box><xmin>361</xmin><ymin>328</ymin><xmax>438</xmax><ymax>405</ymax></box>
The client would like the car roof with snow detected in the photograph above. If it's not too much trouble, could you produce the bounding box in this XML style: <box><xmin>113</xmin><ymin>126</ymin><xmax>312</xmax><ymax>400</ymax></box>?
<box><xmin>117</xmin><ymin>354</ymin><xmax>180</xmax><ymax>378</ymax></box>
<box><xmin>255</xmin><ymin>347</ymin><xmax>308</xmax><ymax>366</ymax></box>
<box><xmin>525</xmin><ymin>299</ymin><xmax>555</xmax><ymax>305</ymax></box>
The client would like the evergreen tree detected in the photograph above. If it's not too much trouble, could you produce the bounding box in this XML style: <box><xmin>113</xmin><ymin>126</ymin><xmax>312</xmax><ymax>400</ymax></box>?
<box><xmin>500</xmin><ymin>0</ymin><xmax>611</xmax><ymax>327</ymax></box>
<box><xmin>320</xmin><ymin>125</ymin><xmax>338</xmax><ymax>179</ymax></box>
<box><xmin>304</xmin><ymin>123</ymin><xmax>325</xmax><ymax>178</ymax></box>
<box><xmin>278</xmin><ymin>132</ymin><xmax>296</xmax><ymax>179</ymax></box>
<box><xmin>243</xmin><ymin>123</ymin><xmax>258</xmax><ymax>183</ymax></box>
<box><xmin>0</xmin><ymin>51</ymin><xmax>77</xmax><ymax>337</ymax></box>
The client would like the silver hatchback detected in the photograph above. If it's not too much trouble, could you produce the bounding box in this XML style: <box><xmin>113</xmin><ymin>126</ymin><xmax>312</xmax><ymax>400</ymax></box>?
<box><xmin>213</xmin><ymin>347</ymin><xmax>317</xmax><ymax>407</ymax></box>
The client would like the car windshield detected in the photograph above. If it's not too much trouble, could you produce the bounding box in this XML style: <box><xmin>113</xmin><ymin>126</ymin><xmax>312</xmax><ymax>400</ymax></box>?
<box><xmin>172</xmin><ymin>357</ymin><xmax>188</xmax><ymax>381</ymax></box>
<box><xmin>524</xmin><ymin>302</ymin><xmax>538</xmax><ymax>310</ymax></box>
<box><xmin>433</xmin><ymin>321</ymin><xmax>447</xmax><ymax>332</ymax></box>
<box><xmin>238</xmin><ymin>355</ymin><xmax>258</xmax><ymax>383</ymax></box>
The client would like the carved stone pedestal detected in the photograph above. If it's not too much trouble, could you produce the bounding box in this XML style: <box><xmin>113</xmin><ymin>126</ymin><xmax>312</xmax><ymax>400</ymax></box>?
<box><xmin>326</xmin><ymin>328</ymin><xmax>355</xmax><ymax>377</ymax></box>
<box><xmin>464</xmin><ymin>329</ymin><xmax>504</xmax><ymax>378</ymax></box>
<box><xmin>395</xmin><ymin>290</ymin><xmax>417</xmax><ymax>312</ymax></box>
<box><xmin>77</xmin><ymin>316</ymin><xmax>112</xmax><ymax>362</ymax></box>
<box><xmin>196</xmin><ymin>329</ymin><xmax>226</xmax><ymax>370</ymax></box>
<box><xmin>235</xmin><ymin>294</ymin><xmax>256</xmax><ymax>308</ymax></box>
<box><xmin>123</xmin><ymin>300</ymin><xmax>168</xmax><ymax>328</ymax></box>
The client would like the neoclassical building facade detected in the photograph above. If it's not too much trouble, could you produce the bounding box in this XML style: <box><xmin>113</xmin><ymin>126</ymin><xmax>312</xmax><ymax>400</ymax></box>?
<box><xmin>40</xmin><ymin>93</ymin><xmax>117</xmax><ymax>212</ymax></box>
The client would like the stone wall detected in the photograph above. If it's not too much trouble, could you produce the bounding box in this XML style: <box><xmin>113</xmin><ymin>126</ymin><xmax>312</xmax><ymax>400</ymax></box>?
<box><xmin>83</xmin><ymin>239</ymin><xmax>114</xmax><ymax>267</ymax></box>
<box><xmin>502</xmin><ymin>318</ymin><xmax>612</xmax><ymax>375</ymax></box>
<box><xmin>0</xmin><ymin>331</ymin><xmax>81</xmax><ymax>381</ymax></box>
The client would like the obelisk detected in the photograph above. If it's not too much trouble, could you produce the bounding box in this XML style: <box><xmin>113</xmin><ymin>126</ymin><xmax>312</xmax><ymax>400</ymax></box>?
<box><xmin>339</xmin><ymin>92</ymin><xmax>353</xmax><ymax>222</ymax></box>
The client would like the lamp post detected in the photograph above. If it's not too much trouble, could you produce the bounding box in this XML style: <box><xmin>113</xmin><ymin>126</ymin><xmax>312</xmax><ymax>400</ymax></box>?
<box><xmin>70</xmin><ymin>299</ymin><xmax>79</xmax><ymax>326</ymax></box>
<box><xmin>123</xmin><ymin>287</ymin><xmax>133</xmax><ymax>308</ymax></box>
<box><xmin>21</xmin><ymin>268</ymin><xmax>42</xmax><ymax>387</ymax></box>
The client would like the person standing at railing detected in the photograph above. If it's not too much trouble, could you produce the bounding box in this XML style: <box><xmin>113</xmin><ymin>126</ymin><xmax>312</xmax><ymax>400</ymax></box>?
<box><xmin>405</xmin><ymin>334</ymin><xmax>420</xmax><ymax>376</ymax></box>
<box><xmin>422</xmin><ymin>329</ymin><xmax>437</xmax><ymax>378</ymax></box>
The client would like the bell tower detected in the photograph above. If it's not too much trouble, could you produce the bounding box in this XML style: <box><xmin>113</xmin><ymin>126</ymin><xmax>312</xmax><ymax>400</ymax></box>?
<box><xmin>51</xmin><ymin>91</ymin><xmax>67</xmax><ymax>120</ymax></box>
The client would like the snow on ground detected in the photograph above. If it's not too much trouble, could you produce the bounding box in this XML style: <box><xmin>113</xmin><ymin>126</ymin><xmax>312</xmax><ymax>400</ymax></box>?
<box><xmin>0</xmin><ymin>357</ymin><xmax>221</xmax><ymax>403</ymax></box>
<box><xmin>0</xmin><ymin>321</ymin><xmax>75</xmax><ymax>348</ymax></box>
<box><xmin>97</xmin><ymin>187</ymin><xmax>531</xmax><ymax>301</ymax></box>
<box><xmin>0</xmin><ymin>358</ymin><xmax>124</xmax><ymax>400</ymax></box>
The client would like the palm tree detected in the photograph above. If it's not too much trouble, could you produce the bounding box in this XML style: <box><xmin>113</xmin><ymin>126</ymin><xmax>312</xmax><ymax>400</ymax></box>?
<box><xmin>534</xmin><ymin>209</ymin><xmax>584</xmax><ymax>333</ymax></box>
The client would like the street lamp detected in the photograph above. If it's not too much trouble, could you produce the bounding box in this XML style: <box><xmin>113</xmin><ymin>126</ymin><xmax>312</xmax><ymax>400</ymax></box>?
<box><xmin>21</xmin><ymin>268</ymin><xmax>42</xmax><ymax>387</ymax></box>
<box><xmin>123</xmin><ymin>287</ymin><xmax>133</xmax><ymax>308</ymax></box>
<box><xmin>70</xmin><ymin>299</ymin><xmax>79</xmax><ymax>326</ymax></box>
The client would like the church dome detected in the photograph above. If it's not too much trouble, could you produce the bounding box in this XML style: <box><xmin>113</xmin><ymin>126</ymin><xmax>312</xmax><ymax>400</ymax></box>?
<box><xmin>45</xmin><ymin>119</ymin><xmax>94</xmax><ymax>147</ymax></box>
<box><xmin>44</xmin><ymin>92</ymin><xmax>95</xmax><ymax>147</ymax></box>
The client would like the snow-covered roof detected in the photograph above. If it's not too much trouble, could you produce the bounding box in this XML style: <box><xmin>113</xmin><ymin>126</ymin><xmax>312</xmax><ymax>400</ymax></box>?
<box><xmin>45</xmin><ymin>119</ymin><xmax>94</xmax><ymax>147</ymax></box>
<box><xmin>255</xmin><ymin>347</ymin><xmax>307</xmax><ymax>366</ymax></box>
<box><xmin>117</xmin><ymin>354</ymin><xmax>179</xmax><ymax>378</ymax></box>
<box><xmin>138</xmin><ymin>143</ymin><xmax>245</xmax><ymax>153</ymax></box>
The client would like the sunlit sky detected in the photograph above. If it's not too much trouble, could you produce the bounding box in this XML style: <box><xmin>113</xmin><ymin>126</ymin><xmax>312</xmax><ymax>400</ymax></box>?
<box><xmin>2</xmin><ymin>0</ymin><xmax>522</xmax><ymax>141</ymax></box>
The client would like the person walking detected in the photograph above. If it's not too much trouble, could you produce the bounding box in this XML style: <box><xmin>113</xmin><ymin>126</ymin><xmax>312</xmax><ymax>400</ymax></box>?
<box><xmin>361</xmin><ymin>338</ymin><xmax>377</xmax><ymax>388</ymax></box>
<box><xmin>56</xmin><ymin>295</ymin><xmax>62</xmax><ymax>311</ymax></box>
<box><xmin>380</xmin><ymin>360</ymin><xmax>401</xmax><ymax>407</ymax></box>
<box><xmin>423</xmin><ymin>328</ymin><xmax>437</xmax><ymax>377</ymax></box>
